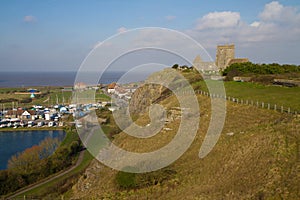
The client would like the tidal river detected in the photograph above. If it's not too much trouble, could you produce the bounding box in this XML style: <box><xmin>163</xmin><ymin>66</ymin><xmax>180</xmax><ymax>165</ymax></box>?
<box><xmin>0</xmin><ymin>130</ymin><xmax>65</xmax><ymax>170</ymax></box>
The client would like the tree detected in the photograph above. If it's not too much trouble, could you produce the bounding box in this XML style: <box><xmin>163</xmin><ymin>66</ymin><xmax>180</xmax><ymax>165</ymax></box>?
<box><xmin>69</xmin><ymin>140</ymin><xmax>81</xmax><ymax>155</ymax></box>
<box><xmin>172</xmin><ymin>64</ymin><xmax>179</xmax><ymax>69</ymax></box>
<box><xmin>8</xmin><ymin>145</ymin><xmax>43</xmax><ymax>174</ymax></box>
<box><xmin>39</xmin><ymin>137</ymin><xmax>60</xmax><ymax>158</ymax></box>
<box><xmin>7</xmin><ymin>137</ymin><xmax>60</xmax><ymax>174</ymax></box>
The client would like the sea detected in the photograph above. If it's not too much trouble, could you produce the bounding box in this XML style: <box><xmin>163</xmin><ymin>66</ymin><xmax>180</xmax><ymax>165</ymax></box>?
<box><xmin>0</xmin><ymin>130</ymin><xmax>65</xmax><ymax>170</ymax></box>
<box><xmin>0</xmin><ymin>71</ymin><xmax>152</xmax><ymax>88</ymax></box>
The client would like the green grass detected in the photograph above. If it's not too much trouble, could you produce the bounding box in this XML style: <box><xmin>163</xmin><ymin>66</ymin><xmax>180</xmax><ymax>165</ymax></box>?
<box><xmin>195</xmin><ymin>80</ymin><xmax>300</xmax><ymax>111</ymax></box>
<box><xmin>59</xmin><ymin>128</ymin><xmax>79</xmax><ymax>146</ymax></box>
<box><xmin>96</xmin><ymin>93</ymin><xmax>111</xmax><ymax>101</ymax></box>
<box><xmin>225</xmin><ymin>81</ymin><xmax>300</xmax><ymax>111</ymax></box>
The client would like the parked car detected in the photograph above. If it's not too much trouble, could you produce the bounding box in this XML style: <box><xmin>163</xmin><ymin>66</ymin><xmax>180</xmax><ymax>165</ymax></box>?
<box><xmin>28</xmin><ymin>121</ymin><xmax>35</xmax><ymax>127</ymax></box>
<box><xmin>37</xmin><ymin>121</ymin><xmax>44</xmax><ymax>127</ymax></box>
<box><xmin>0</xmin><ymin>121</ymin><xmax>8</xmax><ymax>128</ymax></box>
<box><xmin>20</xmin><ymin>121</ymin><xmax>28</xmax><ymax>127</ymax></box>
<box><xmin>48</xmin><ymin>121</ymin><xmax>56</xmax><ymax>127</ymax></box>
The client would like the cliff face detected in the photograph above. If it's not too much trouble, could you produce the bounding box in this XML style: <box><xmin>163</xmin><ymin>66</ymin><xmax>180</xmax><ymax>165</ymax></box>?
<box><xmin>128</xmin><ymin>68</ymin><xmax>200</xmax><ymax>115</ymax></box>
<box><xmin>129</xmin><ymin>83</ymin><xmax>170</xmax><ymax>115</ymax></box>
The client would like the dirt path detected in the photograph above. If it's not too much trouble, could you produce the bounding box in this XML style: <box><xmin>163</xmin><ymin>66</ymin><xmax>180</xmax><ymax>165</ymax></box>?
<box><xmin>6</xmin><ymin>150</ymin><xmax>85</xmax><ymax>199</ymax></box>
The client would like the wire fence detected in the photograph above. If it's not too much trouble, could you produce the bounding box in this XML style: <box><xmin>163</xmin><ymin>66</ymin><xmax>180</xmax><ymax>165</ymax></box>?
<box><xmin>192</xmin><ymin>90</ymin><xmax>299</xmax><ymax>116</ymax></box>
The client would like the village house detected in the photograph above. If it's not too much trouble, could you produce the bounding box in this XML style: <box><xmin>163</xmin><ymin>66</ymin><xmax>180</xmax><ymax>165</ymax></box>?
<box><xmin>107</xmin><ymin>82</ymin><xmax>117</xmax><ymax>94</ymax></box>
<box><xmin>5</xmin><ymin>109</ymin><xmax>36</xmax><ymax>120</ymax></box>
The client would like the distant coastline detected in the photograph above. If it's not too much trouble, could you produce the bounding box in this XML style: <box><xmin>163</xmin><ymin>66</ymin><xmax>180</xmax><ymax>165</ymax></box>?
<box><xmin>0</xmin><ymin>71</ymin><xmax>151</xmax><ymax>88</ymax></box>
<box><xmin>0</xmin><ymin>71</ymin><xmax>77</xmax><ymax>88</ymax></box>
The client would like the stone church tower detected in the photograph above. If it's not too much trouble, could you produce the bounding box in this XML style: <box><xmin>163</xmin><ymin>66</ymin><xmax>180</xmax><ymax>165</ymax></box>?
<box><xmin>215</xmin><ymin>44</ymin><xmax>235</xmax><ymax>70</ymax></box>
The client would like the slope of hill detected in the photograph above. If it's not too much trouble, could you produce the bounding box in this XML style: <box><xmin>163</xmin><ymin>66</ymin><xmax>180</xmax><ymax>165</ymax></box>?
<box><xmin>69</xmin><ymin>78</ymin><xmax>299</xmax><ymax>199</ymax></box>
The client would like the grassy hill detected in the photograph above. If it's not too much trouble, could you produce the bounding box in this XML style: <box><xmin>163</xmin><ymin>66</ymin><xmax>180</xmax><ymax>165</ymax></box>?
<box><xmin>69</xmin><ymin>91</ymin><xmax>299</xmax><ymax>199</ymax></box>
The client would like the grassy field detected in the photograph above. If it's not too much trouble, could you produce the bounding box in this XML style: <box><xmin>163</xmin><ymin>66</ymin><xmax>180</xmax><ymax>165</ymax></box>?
<box><xmin>193</xmin><ymin>80</ymin><xmax>300</xmax><ymax>111</ymax></box>
<box><xmin>0</xmin><ymin>87</ymin><xmax>110</xmax><ymax>109</ymax></box>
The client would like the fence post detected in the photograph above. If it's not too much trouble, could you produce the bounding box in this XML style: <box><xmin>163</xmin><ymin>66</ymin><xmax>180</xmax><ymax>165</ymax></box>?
<box><xmin>288</xmin><ymin>108</ymin><xmax>290</xmax><ymax>114</ymax></box>
<box><xmin>268</xmin><ymin>103</ymin><xmax>270</xmax><ymax>110</ymax></box>
<box><xmin>256</xmin><ymin>101</ymin><xmax>259</xmax><ymax>107</ymax></box>
<box><xmin>262</xmin><ymin>102</ymin><xmax>264</xmax><ymax>108</ymax></box>
<box><xmin>281</xmin><ymin>106</ymin><xmax>283</xmax><ymax>113</ymax></box>
<box><xmin>241</xmin><ymin>99</ymin><xmax>243</xmax><ymax>104</ymax></box>
<box><xmin>274</xmin><ymin>104</ymin><xmax>277</xmax><ymax>111</ymax></box>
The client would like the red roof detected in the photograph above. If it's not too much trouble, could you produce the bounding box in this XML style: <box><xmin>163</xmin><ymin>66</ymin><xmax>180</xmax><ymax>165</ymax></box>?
<box><xmin>6</xmin><ymin>110</ymin><xmax>36</xmax><ymax>116</ymax></box>
<box><xmin>108</xmin><ymin>82</ymin><xmax>116</xmax><ymax>89</ymax></box>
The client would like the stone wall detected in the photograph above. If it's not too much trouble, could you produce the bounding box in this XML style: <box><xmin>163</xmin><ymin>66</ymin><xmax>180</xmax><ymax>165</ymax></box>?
<box><xmin>215</xmin><ymin>44</ymin><xmax>235</xmax><ymax>70</ymax></box>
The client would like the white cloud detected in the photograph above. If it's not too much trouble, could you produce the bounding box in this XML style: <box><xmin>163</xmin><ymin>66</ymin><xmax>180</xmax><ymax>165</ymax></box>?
<box><xmin>190</xmin><ymin>2</ymin><xmax>300</xmax><ymax>45</ymax></box>
<box><xmin>23</xmin><ymin>15</ymin><xmax>36</xmax><ymax>23</ymax></box>
<box><xmin>250</xmin><ymin>21</ymin><xmax>260</xmax><ymax>27</ymax></box>
<box><xmin>196</xmin><ymin>11</ymin><xmax>240</xmax><ymax>30</ymax></box>
<box><xmin>187</xmin><ymin>1</ymin><xmax>300</xmax><ymax>64</ymax></box>
<box><xmin>117</xmin><ymin>27</ymin><xmax>128</xmax><ymax>33</ymax></box>
<box><xmin>165</xmin><ymin>15</ymin><xmax>176</xmax><ymax>21</ymax></box>
<box><xmin>259</xmin><ymin>1</ymin><xmax>284</xmax><ymax>21</ymax></box>
<box><xmin>259</xmin><ymin>1</ymin><xmax>300</xmax><ymax>25</ymax></box>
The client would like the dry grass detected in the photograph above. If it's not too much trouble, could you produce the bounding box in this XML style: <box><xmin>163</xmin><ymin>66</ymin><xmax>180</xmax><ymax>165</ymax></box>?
<box><xmin>70</xmin><ymin>94</ymin><xmax>300</xmax><ymax>200</ymax></box>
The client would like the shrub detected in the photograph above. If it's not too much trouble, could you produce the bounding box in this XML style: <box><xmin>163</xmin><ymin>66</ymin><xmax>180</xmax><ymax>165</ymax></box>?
<box><xmin>116</xmin><ymin>171</ymin><xmax>137</xmax><ymax>189</ymax></box>
<box><xmin>115</xmin><ymin>167</ymin><xmax>177</xmax><ymax>190</ymax></box>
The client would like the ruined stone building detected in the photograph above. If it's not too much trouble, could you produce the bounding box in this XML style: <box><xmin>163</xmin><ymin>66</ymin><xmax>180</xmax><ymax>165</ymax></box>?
<box><xmin>215</xmin><ymin>44</ymin><xmax>249</xmax><ymax>70</ymax></box>
<box><xmin>192</xmin><ymin>55</ymin><xmax>217</xmax><ymax>72</ymax></box>
<box><xmin>193</xmin><ymin>44</ymin><xmax>249</xmax><ymax>72</ymax></box>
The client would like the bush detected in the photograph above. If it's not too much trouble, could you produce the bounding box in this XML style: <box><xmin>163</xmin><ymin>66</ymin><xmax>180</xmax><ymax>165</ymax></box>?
<box><xmin>172</xmin><ymin>64</ymin><xmax>179</xmax><ymax>69</ymax></box>
<box><xmin>223</xmin><ymin>62</ymin><xmax>300</xmax><ymax>76</ymax></box>
<box><xmin>69</xmin><ymin>140</ymin><xmax>81</xmax><ymax>155</ymax></box>
<box><xmin>116</xmin><ymin>171</ymin><xmax>137</xmax><ymax>189</ymax></box>
<box><xmin>224</xmin><ymin>67</ymin><xmax>242</xmax><ymax>81</ymax></box>
<box><xmin>115</xmin><ymin>167</ymin><xmax>177</xmax><ymax>190</ymax></box>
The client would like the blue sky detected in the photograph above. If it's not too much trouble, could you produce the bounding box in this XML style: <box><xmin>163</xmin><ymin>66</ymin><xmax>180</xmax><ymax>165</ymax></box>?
<box><xmin>0</xmin><ymin>0</ymin><xmax>300</xmax><ymax>71</ymax></box>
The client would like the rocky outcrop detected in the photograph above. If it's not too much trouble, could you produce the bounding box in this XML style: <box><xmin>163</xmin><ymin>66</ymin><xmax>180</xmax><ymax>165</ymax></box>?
<box><xmin>129</xmin><ymin>68</ymin><xmax>190</xmax><ymax>115</ymax></box>
<box><xmin>129</xmin><ymin>83</ymin><xmax>170</xmax><ymax>115</ymax></box>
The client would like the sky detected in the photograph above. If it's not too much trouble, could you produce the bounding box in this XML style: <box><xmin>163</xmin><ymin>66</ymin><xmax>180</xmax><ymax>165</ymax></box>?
<box><xmin>0</xmin><ymin>0</ymin><xmax>300</xmax><ymax>72</ymax></box>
